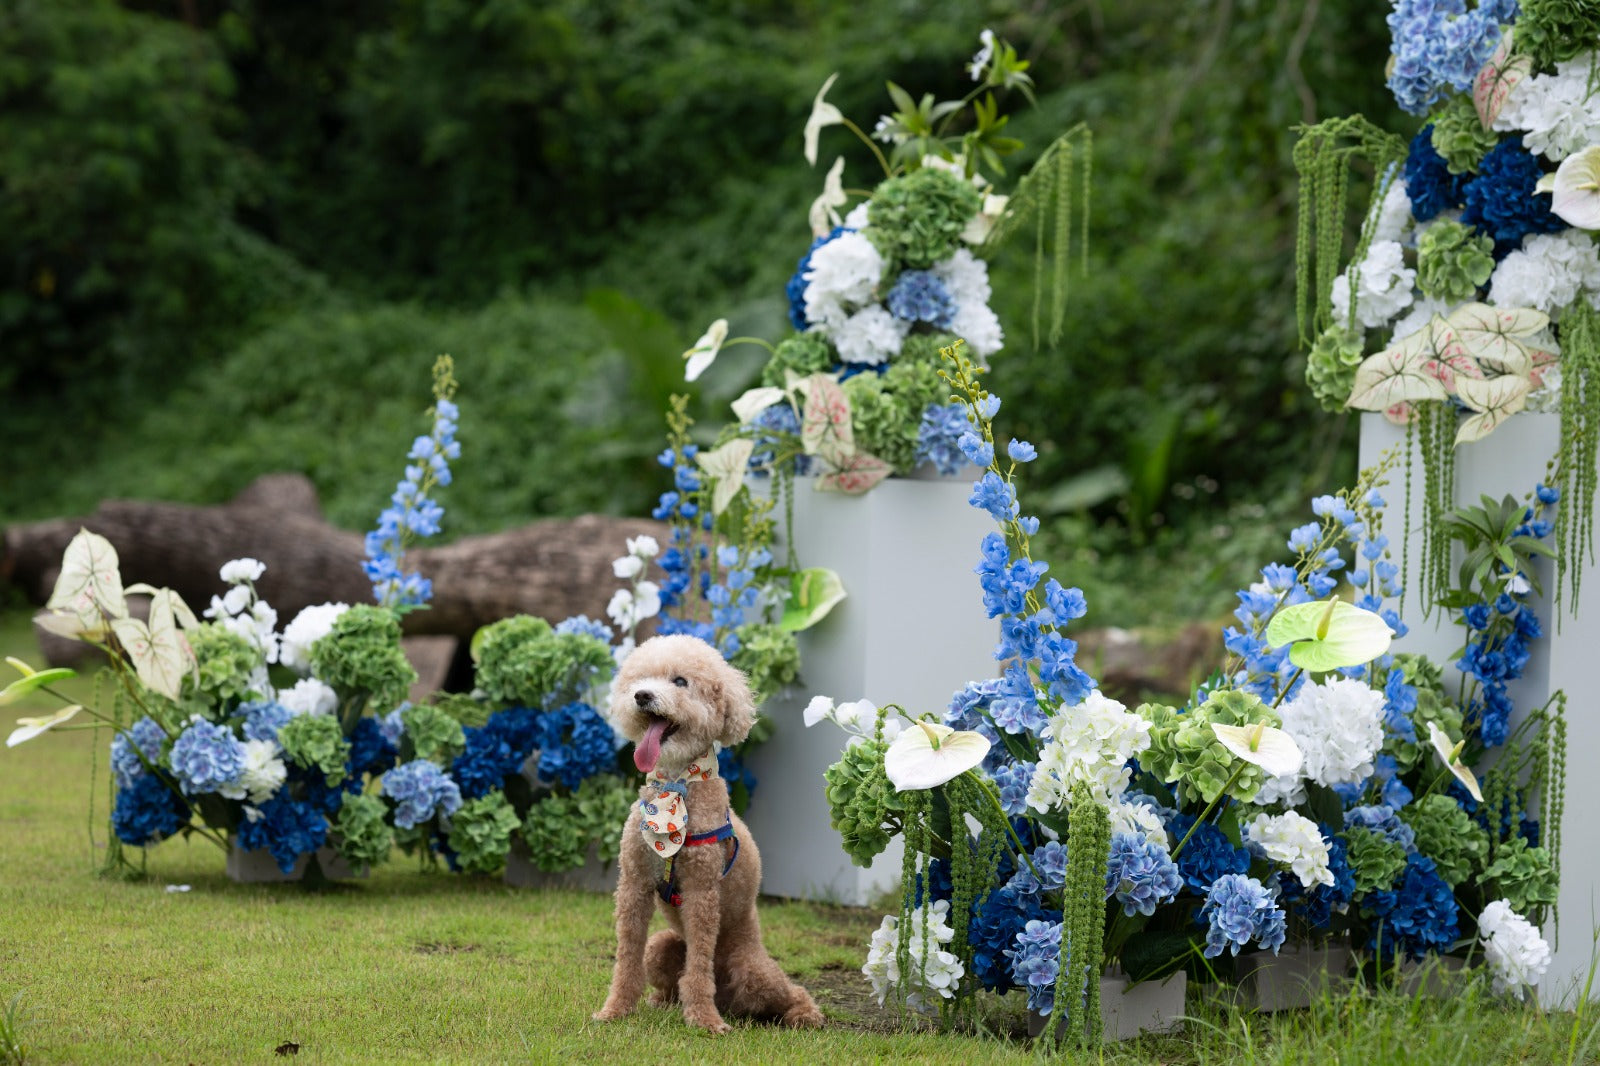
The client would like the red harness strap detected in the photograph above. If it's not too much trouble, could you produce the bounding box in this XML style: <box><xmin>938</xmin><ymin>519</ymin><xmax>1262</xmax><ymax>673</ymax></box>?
<box><xmin>656</xmin><ymin>812</ymin><xmax>740</xmax><ymax>908</ymax></box>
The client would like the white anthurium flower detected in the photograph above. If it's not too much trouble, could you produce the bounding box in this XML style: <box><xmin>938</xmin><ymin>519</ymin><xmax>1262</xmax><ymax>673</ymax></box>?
<box><xmin>1427</xmin><ymin>720</ymin><xmax>1483</xmax><ymax>802</ymax></box>
<box><xmin>732</xmin><ymin>386</ymin><xmax>788</xmax><ymax>425</ymax></box>
<box><xmin>809</xmin><ymin>156</ymin><xmax>849</xmax><ymax>237</ymax></box>
<box><xmin>961</xmin><ymin>193</ymin><xmax>1010</xmax><ymax>244</ymax></box>
<box><xmin>803</xmin><ymin>73</ymin><xmax>843</xmax><ymax>166</ymax></box>
<box><xmin>7</xmin><ymin>704</ymin><xmax>83</xmax><ymax>748</ymax></box>
<box><xmin>885</xmin><ymin>720</ymin><xmax>991</xmax><ymax>791</ymax></box>
<box><xmin>1211</xmin><ymin>721</ymin><xmax>1304</xmax><ymax>779</ymax></box>
<box><xmin>1541</xmin><ymin>145</ymin><xmax>1600</xmax><ymax>230</ymax></box>
<box><xmin>803</xmin><ymin>695</ymin><xmax>836</xmax><ymax>728</ymax></box>
<box><xmin>683</xmin><ymin>319</ymin><xmax>729</xmax><ymax>382</ymax></box>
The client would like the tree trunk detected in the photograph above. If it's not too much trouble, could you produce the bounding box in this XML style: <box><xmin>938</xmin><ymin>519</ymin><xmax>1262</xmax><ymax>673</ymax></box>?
<box><xmin>2</xmin><ymin>474</ymin><xmax>669</xmax><ymax>640</ymax></box>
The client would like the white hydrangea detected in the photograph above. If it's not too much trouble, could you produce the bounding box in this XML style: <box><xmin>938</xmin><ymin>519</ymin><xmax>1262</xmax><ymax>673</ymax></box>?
<box><xmin>831</xmin><ymin>304</ymin><xmax>910</xmax><ymax>365</ymax></box>
<box><xmin>947</xmin><ymin>301</ymin><xmax>1004</xmax><ymax>360</ymax></box>
<box><xmin>1493</xmin><ymin>52</ymin><xmax>1600</xmax><ymax>162</ymax></box>
<box><xmin>1108</xmin><ymin>796</ymin><xmax>1170</xmax><ymax>848</ymax></box>
<box><xmin>218</xmin><ymin>558</ymin><xmax>266</xmax><ymax>584</ymax></box>
<box><xmin>843</xmin><ymin>202</ymin><xmax>871</xmax><ymax>229</ymax></box>
<box><xmin>803</xmin><ymin>231</ymin><xmax>884</xmax><ymax>327</ymax></box>
<box><xmin>279</xmin><ymin>602</ymin><xmax>350</xmax><ymax>675</ymax></box>
<box><xmin>1390</xmin><ymin>295</ymin><xmax>1451</xmax><ymax>341</ymax></box>
<box><xmin>931</xmin><ymin>247</ymin><xmax>993</xmax><ymax>308</ymax></box>
<box><xmin>1246</xmin><ymin>811</ymin><xmax>1335</xmax><ymax>889</ymax></box>
<box><xmin>1028</xmin><ymin>691</ymin><xmax>1152</xmax><ymax>812</ymax></box>
<box><xmin>1489</xmin><ymin>230</ymin><xmax>1600</xmax><ymax>316</ymax></box>
<box><xmin>1329</xmin><ymin>240</ymin><xmax>1416</xmax><ymax>330</ymax></box>
<box><xmin>1370</xmin><ymin>173</ymin><xmax>1414</xmax><ymax>245</ymax></box>
<box><xmin>1264</xmin><ymin>677</ymin><xmax>1385</xmax><ymax>801</ymax></box>
<box><xmin>1478</xmin><ymin>898</ymin><xmax>1552</xmax><ymax>999</ymax></box>
<box><xmin>277</xmin><ymin>678</ymin><xmax>338</xmax><ymax>718</ymax></box>
<box><xmin>238</xmin><ymin>738</ymin><xmax>287</xmax><ymax>805</ymax></box>
<box><xmin>862</xmin><ymin>900</ymin><xmax>965</xmax><ymax>1011</ymax></box>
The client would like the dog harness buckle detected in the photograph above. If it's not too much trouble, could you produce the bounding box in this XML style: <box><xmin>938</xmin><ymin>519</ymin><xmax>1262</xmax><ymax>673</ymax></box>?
<box><xmin>656</xmin><ymin>811</ymin><xmax>739</xmax><ymax>908</ymax></box>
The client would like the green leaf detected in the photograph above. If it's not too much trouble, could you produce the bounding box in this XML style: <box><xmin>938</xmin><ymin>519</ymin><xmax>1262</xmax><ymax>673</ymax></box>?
<box><xmin>1216</xmin><ymin>803</ymin><xmax>1243</xmax><ymax>849</ymax></box>
<box><xmin>780</xmin><ymin>567</ymin><xmax>847</xmax><ymax>632</ymax></box>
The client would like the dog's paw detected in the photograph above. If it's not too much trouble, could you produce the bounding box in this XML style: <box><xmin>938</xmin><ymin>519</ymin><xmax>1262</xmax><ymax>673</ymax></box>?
<box><xmin>591</xmin><ymin>1005</ymin><xmax>633</xmax><ymax>1023</ymax></box>
<box><xmin>782</xmin><ymin>1003</ymin><xmax>825</xmax><ymax>1029</ymax></box>
<box><xmin>684</xmin><ymin>1009</ymin><xmax>732</xmax><ymax>1035</ymax></box>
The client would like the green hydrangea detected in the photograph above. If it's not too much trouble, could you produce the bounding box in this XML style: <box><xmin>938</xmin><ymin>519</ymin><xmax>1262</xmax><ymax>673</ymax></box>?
<box><xmin>729</xmin><ymin>623</ymin><xmax>800</xmax><ymax>704</ymax></box>
<box><xmin>400</xmin><ymin>703</ymin><xmax>466</xmax><ymax>766</ymax></box>
<box><xmin>277</xmin><ymin>714</ymin><xmax>351</xmax><ymax>786</ymax></box>
<box><xmin>1483</xmin><ymin>837</ymin><xmax>1559</xmax><ymax>916</ymax></box>
<box><xmin>308</xmin><ymin>605</ymin><xmax>416</xmax><ymax>716</ymax></box>
<box><xmin>1416</xmin><ymin>220</ymin><xmax>1493</xmax><ymax>302</ymax></box>
<box><xmin>1139</xmin><ymin>690</ymin><xmax>1281</xmax><ymax>805</ymax></box>
<box><xmin>866</xmin><ymin>167</ymin><xmax>982</xmax><ymax>270</ymax></box>
<box><xmin>842</xmin><ymin>361</ymin><xmax>947</xmax><ymax>474</ymax></box>
<box><xmin>446</xmin><ymin>789</ymin><xmax>522</xmax><ymax>875</ymax></box>
<box><xmin>897</xmin><ymin>331</ymin><xmax>962</xmax><ymax>368</ymax></box>
<box><xmin>1516</xmin><ymin>0</ymin><xmax>1600</xmax><ymax>69</ymax></box>
<box><xmin>824</xmin><ymin>737</ymin><xmax>903</xmax><ymax>867</ymax></box>
<box><xmin>473</xmin><ymin>615</ymin><xmax>615</xmax><ymax>708</ymax></box>
<box><xmin>761</xmin><ymin>331</ymin><xmax>835</xmax><ymax>387</ymax></box>
<box><xmin>333</xmin><ymin>792</ymin><xmax>394</xmax><ymax>868</ymax></box>
<box><xmin>1430</xmin><ymin>96</ymin><xmax>1499</xmax><ymax>175</ymax></box>
<box><xmin>1383</xmin><ymin>654</ymin><xmax>1462</xmax><ymax>772</ymax></box>
<box><xmin>1306</xmin><ymin>324</ymin><xmax>1366</xmax><ymax>412</ymax></box>
<box><xmin>1343</xmin><ymin>826</ymin><xmax>1409</xmax><ymax>896</ymax></box>
<box><xmin>1401</xmin><ymin>793</ymin><xmax>1490</xmax><ymax>888</ymax></box>
<box><xmin>182</xmin><ymin>623</ymin><xmax>261</xmax><ymax>707</ymax></box>
<box><xmin>520</xmin><ymin>776</ymin><xmax>635</xmax><ymax>872</ymax></box>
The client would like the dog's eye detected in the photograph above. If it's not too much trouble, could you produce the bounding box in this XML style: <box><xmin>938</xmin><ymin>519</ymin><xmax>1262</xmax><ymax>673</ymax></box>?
<box><xmin>672</xmin><ymin>676</ymin><xmax>688</xmax><ymax>688</ymax></box>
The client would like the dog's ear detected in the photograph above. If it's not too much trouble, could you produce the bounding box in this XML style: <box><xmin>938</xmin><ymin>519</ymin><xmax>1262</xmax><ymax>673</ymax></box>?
<box><xmin>714</xmin><ymin>661</ymin><xmax>757</xmax><ymax>747</ymax></box>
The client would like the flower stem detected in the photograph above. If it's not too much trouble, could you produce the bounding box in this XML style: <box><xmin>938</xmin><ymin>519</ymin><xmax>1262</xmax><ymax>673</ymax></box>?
<box><xmin>976</xmin><ymin>771</ymin><xmax>1041</xmax><ymax>882</ymax></box>
<box><xmin>1170</xmin><ymin>762</ymin><xmax>1247</xmax><ymax>861</ymax></box>
<box><xmin>838</xmin><ymin>117</ymin><xmax>894</xmax><ymax>177</ymax></box>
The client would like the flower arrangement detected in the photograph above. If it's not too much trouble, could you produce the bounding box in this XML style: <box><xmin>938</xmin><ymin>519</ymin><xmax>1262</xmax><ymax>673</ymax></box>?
<box><xmin>681</xmin><ymin>29</ymin><xmax>1090</xmax><ymax>495</ymax></box>
<box><xmin>810</xmin><ymin>343</ymin><xmax>1563</xmax><ymax>1045</ymax></box>
<box><xmin>1293</xmin><ymin>0</ymin><xmax>1600</xmax><ymax>609</ymax></box>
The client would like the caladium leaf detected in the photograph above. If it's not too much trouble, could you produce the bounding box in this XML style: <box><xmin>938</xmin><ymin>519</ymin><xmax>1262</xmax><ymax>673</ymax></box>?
<box><xmin>1347</xmin><ymin>323</ymin><xmax>1452</xmax><ymax>411</ymax></box>
<box><xmin>1455</xmin><ymin>373</ymin><xmax>1533</xmax><ymax>444</ymax></box>
<box><xmin>1474</xmin><ymin>29</ymin><xmax>1532</xmax><ymax>128</ymax></box>
<box><xmin>46</xmin><ymin>529</ymin><xmax>127</xmax><ymax>624</ymax></box>
<box><xmin>111</xmin><ymin>589</ymin><xmax>194</xmax><ymax>701</ymax></box>
<box><xmin>817</xmin><ymin>451</ymin><xmax>893</xmax><ymax>495</ymax></box>
<box><xmin>780</xmin><ymin>568</ymin><xmax>847</xmax><ymax>632</ymax></box>
<box><xmin>695</xmin><ymin>439</ymin><xmax>755</xmax><ymax>515</ymax></box>
<box><xmin>799</xmin><ymin>373</ymin><xmax>856</xmax><ymax>465</ymax></box>
<box><xmin>1445</xmin><ymin>302</ymin><xmax>1547</xmax><ymax>373</ymax></box>
<box><xmin>124</xmin><ymin>584</ymin><xmax>201</xmax><ymax>629</ymax></box>
<box><xmin>809</xmin><ymin>155</ymin><xmax>848</xmax><ymax>237</ymax></box>
<box><xmin>803</xmin><ymin>73</ymin><xmax>843</xmax><ymax>165</ymax></box>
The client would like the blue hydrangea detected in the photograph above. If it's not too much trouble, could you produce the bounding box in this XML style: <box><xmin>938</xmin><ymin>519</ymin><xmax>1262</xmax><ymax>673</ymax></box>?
<box><xmin>169</xmin><ymin>719</ymin><xmax>247</xmax><ymax>797</ymax></box>
<box><xmin>1104</xmin><ymin>833</ymin><xmax>1184</xmax><ymax>917</ymax></box>
<box><xmin>555</xmin><ymin>615</ymin><xmax>614</xmax><ymax>643</ymax></box>
<box><xmin>382</xmin><ymin>759</ymin><xmax>463</xmax><ymax>829</ymax></box>
<box><xmin>110</xmin><ymin>716</ymin><xmax>166</xmax><ymax>790</ymax></box>
<box><xmin>534</xmin><ymin>702</ymin><xmax>617</xmax><ymax>790</ymax></box>
<box><xmin>969</xmin><ymin>887</ymin><xmax>1050</xmax><ymax>992</ymax></box>
<box><xmin>989</xmin><ymin>661</ymin><xmax>1048</xmax><ymax>736</ymax></box>
<box><xmin>364</xmin><ymin>397</ymin><xmax>459</xmax><ymax>607</ymax></box>
<box><xmin>1462</xmin><ymin>137</ymin><xmax>1566</xmax><ymax>253</ymax></box>
<box><xmin>915</xmin><ymin>403</ymin><xmax>972</xmax><ymax>476</ymax></box>
<box><xmin>785</xmin><ymin>226</ymin><xmax>853</xmax><ymax>329</ymax></box>
<box><xmin>1199</xmin><ymin>874</ymin><xmax>1288</xmax><ymax>958</ymax></box>
<box><xmin>1281</xmin><ymin>830</ymin><xmax>1356</xmax><ymax>930</ymax></box>
<box><xmin>886</xmin><ymin>269</ymin><xmax>958</xmax><ymax>328</ymax></box>
<box><xmin>718</xmin><ymin>745</ymin><xmax>758</xmax><ymax>802</ymax></box>
<box><xmin>452</xmin><ymin>722</ymin><xmax>521</xmax><ymax>801</ymax></box>
<box><xmin>235</xmin><ymin>793</ymin><xmax>331</xmax><ymax>874</ymax></box>
<box><xmin>750</xmin><ymin>402</ymin><xmax>811</xmax><ymax>475</ymax></box>
<box><xmin>990</xmin><ymin>759</ymin><xmax>1036</xmax><ymax>817</ymax></box>
<box><xmin>1404</xmin><ymin>125</ymin><xmax>1471</xmax><ymax>221</ymax></box>
<box><xmin>238</xmin><ymin>700</ymin><xmax>294</xmax><ymax>744</ymax></box>
<box><xmin>1032</xmin><ymin>840</ymin><xmax>1069</xmax><ymax>891</ymax></box>
<box><xmin>1386</xmin><ymin>0</ymin><xmax>1513</xmax><ymax>115</ymax></box>
<box><xmin>1007</xmin><ymin>919</ymin><xmax>1064</xmax><ymax>1014</ymax></box>
<box><xmin>1169</xmin><ymin>813</ymin><xmax>1251</xmax><ymax>892</ymax></box>
<box><xmin>1345</xmin><ymin>805</ymin><xmax>1417</xmax><ymax>850</ymax></box>
<box><xmin>347</xmin><ymin>715</ymin><xmax>399</xmax><ymax>779</ymax></box>
<box><xmin>1362</xmin><ymin>853</ymin><xmax>1460</xmax><ymax>961</ymax></box>
<box><xmin>112</xmin><ymin>772</ymin><xmax>188</xmax><ymax>846</ymax></box>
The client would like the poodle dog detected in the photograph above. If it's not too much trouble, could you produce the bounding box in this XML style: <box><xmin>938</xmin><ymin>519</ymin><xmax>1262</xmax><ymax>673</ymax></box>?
<box><xmin>592</xmin><ymin>634</ymin><xmax>824</xmax><ymax>1034</ymax></box>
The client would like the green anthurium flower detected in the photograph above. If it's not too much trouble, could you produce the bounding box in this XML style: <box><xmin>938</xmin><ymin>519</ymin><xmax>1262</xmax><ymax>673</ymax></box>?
<box><xmin>884</xmin><ymin>720</ymin><xmax>990</xmax><ymax>791</ymax></box>
<box><xmin>1427</xmin><ymin>720</ymin><xmax>1483</xmax><ymax>802</ymax></box>
<box><xmin>1264</xmin><ymin>597</ymin><xmax>1393</xmax><ymax>671</ymax></box>
<box><xmin>780</xmin><ymin>568</ymin><xmax>847</xmax><ymax>633</ymax></box>
<box><xmin>0</xmin><ymin>657</ymin><xmax>77</xmax><ymax>706</ymax></box>
<box><xmin>7</xmin><ymin>704</ymin><xmax>83</xmax><ymax>748</ymax></box>
<box><xmin>1210</xmin><ymin>721</ymin><xmax>1304</xmax><ymax>778</ymax></box>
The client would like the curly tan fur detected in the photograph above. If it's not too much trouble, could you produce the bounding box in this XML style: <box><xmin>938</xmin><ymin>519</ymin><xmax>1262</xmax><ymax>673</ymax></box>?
<box><xmin>592</xmin><ymin>635</ymin><xmax>824</xmax><ymax>1034</ymax></box>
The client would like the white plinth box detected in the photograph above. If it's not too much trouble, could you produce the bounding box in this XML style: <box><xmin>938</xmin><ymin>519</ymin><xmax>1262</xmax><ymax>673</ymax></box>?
<box><xmin>744</xmin><ymin>474</ymin><xmax>999</xmax><ymax>905</ymax></box>
<box><xmin>1027</xmin><ymin>970</ymin><xmax>1186</xmax><ymax>1042</ymax></box>
<box><xmin>1359</xmin><ymin>412</ymin><xmax>1598</xmax><ymax>1007</ymax></box>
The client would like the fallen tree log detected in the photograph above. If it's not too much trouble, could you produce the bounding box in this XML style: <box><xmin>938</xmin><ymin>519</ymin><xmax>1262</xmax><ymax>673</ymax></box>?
<box><xmin>2</xmin><ymin>473</ymin><xmax>670</xmax><ymax>640</ymax></box>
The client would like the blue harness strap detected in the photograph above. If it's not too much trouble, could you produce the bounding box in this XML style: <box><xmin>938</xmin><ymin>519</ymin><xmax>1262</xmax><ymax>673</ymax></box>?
<box><xmin>655</xmin><ymin>811</ymin><xmax>739</xmax><ymax>908</ymax></box>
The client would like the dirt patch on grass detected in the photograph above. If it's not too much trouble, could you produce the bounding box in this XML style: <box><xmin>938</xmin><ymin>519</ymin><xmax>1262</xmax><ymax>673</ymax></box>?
<box><xmin>413</xmin><ymin>940</ymin><xmax>480</xmax><ymax>955</ymax></box>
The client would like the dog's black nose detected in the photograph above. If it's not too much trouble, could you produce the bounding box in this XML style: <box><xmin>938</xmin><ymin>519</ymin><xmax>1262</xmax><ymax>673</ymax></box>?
<box><xmin>634</xmin><ymin>689</ymin><xmax>655</xmax><ymax>708</ymax></box>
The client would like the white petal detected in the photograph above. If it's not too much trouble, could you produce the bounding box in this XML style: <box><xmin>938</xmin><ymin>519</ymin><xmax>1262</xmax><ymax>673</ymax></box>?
<box><xmin>803</xmin><ymin>73</ymin><xmax>843</xmax><ymax>166</ymax></box>
<box><xmin>884</xmin><ymin>720</ymin><xmax>990</xmax><ymax>791</ymax></box>
<box><xmin>732</xmin><ymin>387</ymin><xmax>787</xmax><ymax>425</ymax></box>
<box><xmin>803</xmin><ymin>695</ymin><xmax>836</xmax><ymax>728</ymax></box>
<box><xmin>6</xmin><ymin>704</ymin><xmax>82</xmax><ymax>747</ymax></box>
<box><xmin>1212</xmin><ymin>722</ymin><xmax>1304</xmax><ymax>778</ymax></box>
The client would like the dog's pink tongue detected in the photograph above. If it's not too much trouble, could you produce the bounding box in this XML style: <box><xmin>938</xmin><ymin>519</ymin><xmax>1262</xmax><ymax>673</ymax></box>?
<box><xmin>634</xmin><ymin>719</ymin><xmax>670</xmax><ymax>774</ymax></box>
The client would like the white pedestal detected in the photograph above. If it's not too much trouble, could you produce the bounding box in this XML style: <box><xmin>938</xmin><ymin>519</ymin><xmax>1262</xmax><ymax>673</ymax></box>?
<box><xmin>1233</xmin><ymin>944</ymin><xmax>1352</xmax><ymax>1012</ymax></box>
<box><xmin>1359</xmin><ymin>412</ymin><xmax>1598</xmax><ymax>1006</ymax></box>
<box><xmin>226</xmin><ymin>844</ymin><xmax>359</xmax><ymax>883</ymax></box>
<box><xmin>1028</xmin><ymin>970</ymin><xmax>1186</xmax><ymax>1042</ymax></box>
<box><xmin>744</xmin><ymin>474</ymin><xmax>999</xmax><ymax>904</ymax></box>
<box><xmin>503</xmin><ymin>839</ymin><xmax>619</xmax><ymax>893</ymax></box>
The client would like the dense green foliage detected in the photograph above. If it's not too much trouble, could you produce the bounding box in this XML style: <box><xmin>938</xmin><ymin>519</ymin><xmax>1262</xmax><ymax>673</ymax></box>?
<box><xmin>3</xmin><ymin>0</ymin><xmax>1406</xmax><ymax>627</ymax></box>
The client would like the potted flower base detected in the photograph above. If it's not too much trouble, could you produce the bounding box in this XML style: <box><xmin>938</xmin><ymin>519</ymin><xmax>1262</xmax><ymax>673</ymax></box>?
<box><xmin>1232</xmin><ymin>943</ymin><xmax>1352</xmax><ymax>1012</ymax></box>
<box><xmin>502</xmin><ymin>837</ymin><xmax>619</xmax><ymax>894</ymax></box>
<box><xmin>1027</xmin><ymin>968</ymin><xmax>1187</xmax><ymax>1042</ymax></box>
<box><xmin>226</xmin><ymin>844</ymin><xmax>360</xmax><ymax>884</ymax></box>
<box><xmin>744</xmin><ymin>473</ymin><xmax>998</xmax><ymax>904</ymax></box>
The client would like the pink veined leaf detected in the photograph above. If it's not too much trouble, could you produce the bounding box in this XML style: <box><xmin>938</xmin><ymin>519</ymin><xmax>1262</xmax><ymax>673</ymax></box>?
<box><xmin>1384</xmin><ymin>401</ymin><xmax>1414</xmax><ymax>426</ymax></box>
<box><xmin>817</xmin><ymin>452</ymin><xmax>892</xmax><ymax>495</ymax></box>
<box><xmin>799</xmin><ymin>374</ymin><xmax>855</xmax><ymax>463</ymax></box>
<box><xmin>1348</xmin><ymin>327</ymin><xmax>1450</xmax><ymax>411</ymax></box>
<box><xmin>1445</xmin><ymin>302</ymin><xmax>1548</xmax><ymax>373</ymax></box>
<box><xmin>111</xmin><ymin>590</ymin><xmax>194</xmax><ymax>701</ymax></box>
<box><xmin>46</xmin><ymin>529</ymin><xmax>127</xmax><ymax>622</ymax></box>
<box><xmin>1426</xmin><ymin>352</ymin><xmax>1486</xmax><ymax>391</ymax></box>
<box><xmin>1455</xmin><ymin>374</ymin><xmax>1533</xmax><ymax>444</ymax></box>
<box><xmin>1474</xmin><ymin>30</ymin><xmax>1532</xmax><ymax>128</ymax></box>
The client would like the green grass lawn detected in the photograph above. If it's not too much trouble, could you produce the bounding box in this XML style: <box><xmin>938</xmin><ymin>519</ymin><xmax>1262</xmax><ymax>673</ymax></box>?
<box><xmin>2</xmin><ymin>608</ymin><xmax>1596</xmax><ymax>1064</ymax></box>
